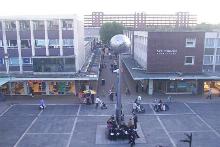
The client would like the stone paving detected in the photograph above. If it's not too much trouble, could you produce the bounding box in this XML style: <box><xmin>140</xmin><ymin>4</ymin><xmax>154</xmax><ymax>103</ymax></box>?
<box><xmin>0</xmin><ymin>102</ymin><xmax>220</xmax><ymax>147</ymax></box>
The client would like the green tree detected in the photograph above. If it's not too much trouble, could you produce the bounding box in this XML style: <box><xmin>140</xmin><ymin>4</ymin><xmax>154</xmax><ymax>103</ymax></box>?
<box><xmin>99</xmin><ymin>22</ymin><xmax>124</xmax><ymax>45</ymax></box>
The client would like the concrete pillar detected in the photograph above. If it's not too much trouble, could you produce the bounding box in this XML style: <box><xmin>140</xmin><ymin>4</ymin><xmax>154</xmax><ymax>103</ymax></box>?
<box><xmin>59</xmin><ymin>19</ymin><xmax>63</xmax><ymax>56</ymax></box>
<box><xmin>30</xmin><ymin>20</ymin><xmax>35</xmax><ymax>56</ymax></box>
<box><xmin>44</xmin><ymin>20</ymin><xmax>49</xmax><ymax>56</ymax></box>
<box><xmin>2</xmin><ymin>21</ymin><xmax>9</xmax><ymax>73</ymax></box>
<box><xmin>16</xmin><ymin>20</ymin><xmax>23</xmax><ymax>73</ymax></box>
<box><xmin>148</xmin><ymin>79</ymin><xmax>153</xmax><ymax>95</ymax></box>
<box><xmin>23</xmin><ymin>81</ymin><xmax>28</xmax><ymax>95</ymax></box>
<box><xmin>46</xmin><ymin>81</ymin><xmax>49</xmax><ymax>95</ymax></box>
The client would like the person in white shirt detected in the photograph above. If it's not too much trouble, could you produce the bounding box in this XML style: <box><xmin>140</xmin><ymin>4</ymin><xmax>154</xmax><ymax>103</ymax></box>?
<box><xmin>95</xmin><ymin>96</ymin><xmax>101</xmax><ymax>109</ymax></box>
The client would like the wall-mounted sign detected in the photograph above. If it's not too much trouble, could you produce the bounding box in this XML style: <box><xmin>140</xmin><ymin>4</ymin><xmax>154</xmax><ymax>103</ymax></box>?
<box><xmin>156</xmin><ymin>49</ymin><xmax>177</xmax><ymax>55</ymax></box>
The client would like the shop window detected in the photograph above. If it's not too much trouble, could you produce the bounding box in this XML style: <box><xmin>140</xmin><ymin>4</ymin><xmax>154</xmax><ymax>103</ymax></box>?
<box><xmin>22</xmin><ymin>58</ymin><xmax>32</xmax><ymax>64</ymax></box>
<box><xmin>30</xmin><ymin>81</ymin><xmax>46</xmax><ymax>95</ymax></box>
<box><xmin>21</xmin><ymin>40</ymin><xmax>31</xmax><ymax>48</ymax></box>
<box><xmin>184</xmin><ymin>56</ymin><xmax>194</xmax><ymax>65</ymax></box>
<box><xmin>49</xmin><ymin>39</ymin><xmax>59</xmax><ymax>49</ymax></box>
<box><xmin>185</xmin><ymin>38</ymin><xmax>196</xmax><ymax>48</ymax></box>
<box><xmin>63</xmin><ymin>39</ymin><xmax>74</xmax><ymax>48</ymax></box>
<box><xmin>11</xmin><ymin>82</ymin><xmax>25</xmax><ymax>95</ymax></box>
<box><xmin>203</xmin><ymin>55</ymin><xmax>213</xmax><ymax>65</ymax></box>
<box><xmin>35</xmin><ymin>39</ymin><xmax>46</xmax><ymax>47</ymax></box>
<box><xmin>205</xmin><ymin>38</ymin><xmax>215</xmax><ymax>48</ymax></box>
<box><xmin>9</xmin><ymin>57</ymin><xmax>19</xmax><ymax>65</ymax></box>
<box><xmin>7</xmin><ymin>40</ymin><xmax>17</xmax><ymax>47</ymax></box>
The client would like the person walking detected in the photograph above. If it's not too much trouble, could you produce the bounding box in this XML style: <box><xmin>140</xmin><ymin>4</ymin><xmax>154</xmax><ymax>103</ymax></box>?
<box><xmin>133</xmin><ymin>113</ymin><xmax>138</xmax><ymax>129</ymax></box>
<box><xmin>95</xmin><ymin>96</ymin><xmax>101</xmax><ymax>109</ymax></box>
<box><xmin>128</xmin><ymin>118</ymin><xmax>134</xmax><ymax>129</ymax></box>
<box><xmin>207</xmin><ymin>88</ymin><xmax>212</xmax><ymax>99</ymax></box>
<box><xmin>109</xmin><ymin>90</ymin><xmax>114</xmax><ymax>101</ymax></box>
<box><xmin>91</xmin><ymin>94</ymin><xmax>95</xmax><ymax>104</ymax></box>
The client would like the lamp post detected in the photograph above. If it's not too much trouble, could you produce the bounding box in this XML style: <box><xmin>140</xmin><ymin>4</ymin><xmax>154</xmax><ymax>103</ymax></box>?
<box><xmin>110</xmin><ymin>34</ymin><xmax>131</xmax><ymax>125</ymax></box>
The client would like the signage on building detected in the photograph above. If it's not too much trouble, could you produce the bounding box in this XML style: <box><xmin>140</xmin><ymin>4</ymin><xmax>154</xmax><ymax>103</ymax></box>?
<box><xmin>156</xmin><ymin>49</ymin><xmax>177</xmax><ymax>55</ymax></box>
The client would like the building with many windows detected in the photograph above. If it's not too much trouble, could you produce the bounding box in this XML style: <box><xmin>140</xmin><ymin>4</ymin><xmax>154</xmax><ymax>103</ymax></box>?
<box><xmin>0</xmin><ymin>15</ymin><xmax>100</xmax><ymax>96</ymax></box>
<box><xmin>123</xmin><ymin>30</ymin><xmax>220</xmax><ymax>95</ymax></box>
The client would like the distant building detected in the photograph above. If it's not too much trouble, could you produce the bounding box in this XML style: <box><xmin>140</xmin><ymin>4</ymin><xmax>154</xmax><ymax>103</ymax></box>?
<box><xmin>0</xmin><ymin>15</ymin><xmax>100</xmax><ymax>96</ymax></box>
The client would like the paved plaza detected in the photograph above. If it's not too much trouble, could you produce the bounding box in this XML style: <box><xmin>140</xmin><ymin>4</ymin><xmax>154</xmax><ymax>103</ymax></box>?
<box><xmin>1</xmin><ymin>101</ymin><xmax>220</xmax><ymax>147</ymax></box>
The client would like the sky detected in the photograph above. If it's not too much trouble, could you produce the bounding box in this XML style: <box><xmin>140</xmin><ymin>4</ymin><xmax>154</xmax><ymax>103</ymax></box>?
<box><xmin>0</xmin><ymin>0</ymin><xmax>219</xmax><ymax>24</ymax></box>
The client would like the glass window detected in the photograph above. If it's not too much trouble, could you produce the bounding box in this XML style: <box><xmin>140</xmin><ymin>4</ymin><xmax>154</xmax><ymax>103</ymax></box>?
<box><xmin>217</xmin><ymin>48</ymin><xmax>220</xmax><ymax>55</ymax></box>
<box><xmin>22</xmin><ymin>58</ymin><xmax>32</xmax><ymax>64</ymax></box>
<box><xmin>7</xmin><ymin>40</ymin><xmax>17</xmax><ymax>47</ymax></box>
<box><xmin>11</xmin><ymin>82</ymin><xmax>25</xmax><ymax>95</ymax></box>
<box><xmin>216</xmin><ymin>56</ymin><xmax>220</xmax><ymax>65</ymax></box>
<box><xmin>33</xmin><ymin>20</ymin><xmax>44</xmax><ymax>30</ymax></box>
<box><xmin>204</xmin><ymin>48</ymin><xmax>214</xmax><ymax>55</ymax></box>
<box><xmin>205</xmin><ymin>38</ymin><xmax>215</xmax><ymax>48</ymax></box>
<box><xmin>217</xmin><ymin>39</ymin><xmax>220</xmax><ymax>48</ymax></box>
<box><xmin>20</xmin><ymin>20</ymin><xmax>30</xmax><ymax>31</ymax></box>
<box><xmin>184</xmin><ymin>56</ymin><xmax>194</xmax><ymax>65</ymax></box>
<box><xmin>47</xmin><ymin>20</ymin><xmax>59</xmax><ymax>30</ymax></box>
<box><xmin>5</xmin><ymin>21</ymin><xmax>16</xmax><ymax>31</ymax></box>
<box><xmin>0</xmin><ymin>58</ymin><xmax>4</xmax><ymax>64</ymax></box>
<box><xmin>63</xmin><ymin>39</ymin><xmax>74</xmax><ymax>47</ymax></box>
<box><xmin>185</xmin><ymin>38</ymin><xmax>196</xmax><ymax>48</ymax></box>
<box><xmin>9</xmin><ymin>57</ymin><xmax>19</xmax><ymax>65</ymax></box>
<box><xmin>21</xmin><ymin>40</ymin><xmax>31</xmax><ymax>48</ymax></box>
<box><xmin>0</xmin><ymin>40</ymin><xmax>3</xmax><ymax>47</ymax></box>
<box><xmin>49</xmin><ymin>39</ymin><xmax>59</xmax><ymax>48</ymax></box>
<box><xmin>203</xmin><ymin>56</ymin><xmax>213</xmax><ymax>65</ymax></box>
<box><xmin>35</xmin><ymin>39</ymin><xmax>46</xmax><ymax>47</ymax></box>
<box><xmin>62</xmin><ymin>19</ymin><xmax>73</xmax><ymax>30</ymax></box>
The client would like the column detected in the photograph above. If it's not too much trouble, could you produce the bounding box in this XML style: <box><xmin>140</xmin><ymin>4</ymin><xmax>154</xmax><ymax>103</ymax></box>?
<box><xmin>16</xmin><ymin>20</ymin><xmax>23</xmax><ymax>73</ymax></box>
<box><xmin>46</xmin><ymin>81</ymin><xmax>50</xmax><ymax>95</ymax></box>
<box><xmin>44</xmin><ymin>20</ymin><xmax>49</xmax><ymax>56</ymax></box>
<box><xmin>59</xmin><ymin>19</ymin><xmax>63</xmax><ymax>56</ymax></box>
<box><xmin>2</xmin><ymin>21</ymin><xmax>9</xmax><ymax>73</ymax></box>
<box><xmin>30</xmin><ymin>20</ymin><xmax>35</xmax><ymax>56</ymax></box>
<box><xmin>148</xmin><ymin>79</ymin><xmax>153</xmax><ymax>95</ymax></box>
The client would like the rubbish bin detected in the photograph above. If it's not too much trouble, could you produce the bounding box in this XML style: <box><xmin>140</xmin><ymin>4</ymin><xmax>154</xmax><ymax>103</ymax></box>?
<box><xmin>102</xmin><ymin>79</ymin><xmax>105</xmax><ymax>85</ymax></box>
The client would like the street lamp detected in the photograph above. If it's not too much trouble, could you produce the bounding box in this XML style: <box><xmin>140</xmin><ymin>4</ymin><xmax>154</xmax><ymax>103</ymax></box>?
<box><xmin>110</xmin><ymin>34</ymin><xmax>131</xmax><ymax>125</ymax></box>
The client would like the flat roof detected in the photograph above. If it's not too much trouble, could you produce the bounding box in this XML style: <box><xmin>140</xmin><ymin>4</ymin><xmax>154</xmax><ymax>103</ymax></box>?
<box><xmin>122</xmin><ymin>56</ymin><xmax>220</xmax><ymax>80</ymax></box>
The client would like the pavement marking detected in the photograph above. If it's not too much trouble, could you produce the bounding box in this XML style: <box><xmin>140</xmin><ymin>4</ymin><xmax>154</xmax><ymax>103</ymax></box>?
<box><xmin>26</xmin><ymin>132</ymin><xmax>71</xmax><ymax>135</ymax></box>
<box><xmin>66</xmin><ymin>104</ymin><xmax>81</xmax><ymax>147</ymax></box>
<box><xmin>13</xmin><ymin>110</ymin><xmax>43</xmax><ymax>147</ymax></box>
<box><xmin>0</xmin><ymin>104</ymin><xmax>14</xmax><ymax>117</ymax></box>
<box><xmin>184</xmin><ymin>103</ymin><xmax>220</xmax><ymax>138</ymax></box>
<box><xmin>169</xmin><ymin>130</ymin><xmax>214</xmax><ymax>133</ymax></box>
<box><xmin>14</xmin><ymin>104</ymin><xmax>80</xmax><ymax>106</ymax></box>
<box><xmin>150</xmin><ymin>104</ymin><xmax>177</xmax><ymax>147</ymax></box>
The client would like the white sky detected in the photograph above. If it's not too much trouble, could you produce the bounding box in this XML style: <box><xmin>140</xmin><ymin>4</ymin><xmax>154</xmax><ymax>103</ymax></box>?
<box><xmin>0</xmin><ymin>0</ymin><xmax>219</xmax><ymax>24</ymax></box>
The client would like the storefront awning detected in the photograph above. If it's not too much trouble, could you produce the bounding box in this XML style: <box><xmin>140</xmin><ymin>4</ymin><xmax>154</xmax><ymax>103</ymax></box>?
<box><xmin>122</xmin><ymin>56</ymin><xmax>220</xmax><ymax>80</ymax></box>
<box><xmin>0</xmin><ymin>78</ymin><xmax>10</xmax><ymax>86</ymax></box>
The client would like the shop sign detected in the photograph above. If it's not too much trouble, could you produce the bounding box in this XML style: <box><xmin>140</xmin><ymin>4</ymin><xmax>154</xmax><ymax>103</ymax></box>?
<box><xmin>156</xmin><ymin>49</ymin><xmax>177</xmax><ymax>55</ymax></box>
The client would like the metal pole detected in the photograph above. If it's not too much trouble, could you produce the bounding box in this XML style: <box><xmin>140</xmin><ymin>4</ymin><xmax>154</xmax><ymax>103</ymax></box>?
<box><xmin>116</xmin><ymin>54</ymin><xmax>122</xmax><ymax>125</ymax></box>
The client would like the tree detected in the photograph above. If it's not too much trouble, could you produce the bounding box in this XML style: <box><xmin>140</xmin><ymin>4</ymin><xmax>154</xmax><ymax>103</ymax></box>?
<box><xmin>99</xmin><ymin>22</ymin><xmax>124</xmax><ymax>45</ymax></box>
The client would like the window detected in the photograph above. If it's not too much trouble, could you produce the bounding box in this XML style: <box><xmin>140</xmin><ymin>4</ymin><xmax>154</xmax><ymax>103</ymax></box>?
<box><xmin>185</xmin><ymin>38</ymin><xmax>196</xmax><ymax>48</ymax></box>
<box><xmin>205</xmin><ymin>38</ymin><xmax>215</xmax><ymax>48</ymax></box>
<box><xmin>49</xmin><ymin>39</ymin><xmax>59</xmax><ymax>48</ymax></box>
<box><xmin>33</xmin><ymin>20</ymin><xmax>44</xmax><ymax>30</ymax></box>
<box><xmin>35</xmin><ymin>39</ymin><xmax>46</xmax><ymax>47</ymax></box>
<box><xmin>22</xmin><ymin>58</ymin><xmax>32</xmax><ymax>64</ymax></box>
<box><xmin>62</xmin><ymin>19</ymin><xmax>73</xmax><ymax>30</ymax></box>
<box><xmin>47</xmin><ymin>20</ymin><xmax>59</xmax><ymax>30</ymax></box>
<box><xmin>216</xmin><ymin>56</ymin><xmax>220</xmax><ymax>65</ymax></box>
<box><xmin>203</xmin><ymin>55</ymin><xmax>213</xmax><ymax>65</ymax></box>
<box><xmin>217</xmin><ymin>48</ymin><xmax>220</xmax><ymax>55</ymax></box>
<box><xmin>184</xmin><ymin>56</ymin><xmax>195</xmax><ymax>65</ymax></box>
<box><xmin>7</xmin><ymin>40</ymin><xmax>17</xmax><ymax>47</ymax></box>
<box><xmin>204</xmin><ymin>48</ymin><xmax>214</xmax><ymax>55</ymax></box>
<box><xmin>20</xmin><ymin>20</ymin><xmax>30</xmax><ymax>31</ymax></box>
<box><xmin>5</xmin><ymin>21</ymin><xmax>16</xmax><ymax>31</ymax></box>
<box><xmin>217</xmin><ymin>39</ymin><xmax>220</xmax><ymax>48</ymax></box>
<box><xmin>0</xmin><ymin>58</ymin><xmax>4</xmax><ymax>64</ymax></box>
<box><xmin>21</xmin><ymin>40</ymin><xmax>31</xmax><ymax>48</ymax></box>
<box><xmin>63</xmin><ymin>39</ymin><xmax>74</xmax><ymax>47</ymax></box>
<box><xmin>0</xmin><ymin>40</ymin><xmax>3</xmax><ymax>47</ymax></box>
<box><xmin>9</xmin><ymin>57</ymin><xmax>19</xmax><ymax>65</ymax></box>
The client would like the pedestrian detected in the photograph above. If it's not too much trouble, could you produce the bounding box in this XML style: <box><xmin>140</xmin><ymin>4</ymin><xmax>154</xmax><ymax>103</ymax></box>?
<box><xmin>133</xmin><ymin>113</ymin><xmax>138</xmax><ymax>129</ymax></box>
<box><xmin>207</xmin><ymin>88</ymin><xmax>212</xmax><ymax>99</ymax></box>
<box><xmin>132</xmin><ymin>102</ymin><xmax>137</xmax><ymax>113</ymax></box>
<box><xmin>29</xmin><ymin>87</ymin><xmax>33</xmax><ymax>97</ymax></box>
<box><xmin>109</xmin><ymin>90</ymin><xmax>114</xmax><ymax>101</ymax></box>
<box><xmin>95</xmin><ymin>96</ymin><xmax>101</xmax><ymax>109</ymax></box>
<box><xmin>91</xmin><ymin>94</ymin><xmax>95</xmax><ymax>104</ymax></box>
<box><xmin>137</xmin><ymin>96</ymin><xmax>142</xmax><ymax>103</ymax></box>
<box><xmin>127</xmin><ymin>118</ymin><xmax>134</xmax><ymax>129</ymax></box>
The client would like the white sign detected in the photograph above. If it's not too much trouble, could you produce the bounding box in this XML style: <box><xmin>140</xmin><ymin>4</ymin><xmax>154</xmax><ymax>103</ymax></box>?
<box><xmin>156</xmin><ymin>49</ymin><xmax>177</xmax><ymax>55</ymax></box>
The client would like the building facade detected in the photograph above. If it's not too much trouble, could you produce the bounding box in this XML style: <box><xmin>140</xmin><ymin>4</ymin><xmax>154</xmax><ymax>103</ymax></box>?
<box><xmin>123</xmin><ymin>30</ymin><xmax>219</xmax><ymax>95</ymax></box>
<box><xmin>0</xmin><ymin>15</ymin><xmax>100</xmax><ymax>96</ymax></box>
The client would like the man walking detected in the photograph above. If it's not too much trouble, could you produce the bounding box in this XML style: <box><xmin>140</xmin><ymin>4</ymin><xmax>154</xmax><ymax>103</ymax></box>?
<box><xmin>133</xmin><ymin>113</ymin><xmax>138</xmax><ymax>129</ymax></box>
<box><xmin>95</xmin><ymin>96</ymin><xmax>101</xmax><ymax>109</ymax></box>
<box><xmin>207</xmin><ymin>88</ymin><xmax>212</xmax><ymax>99</ymax></box>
